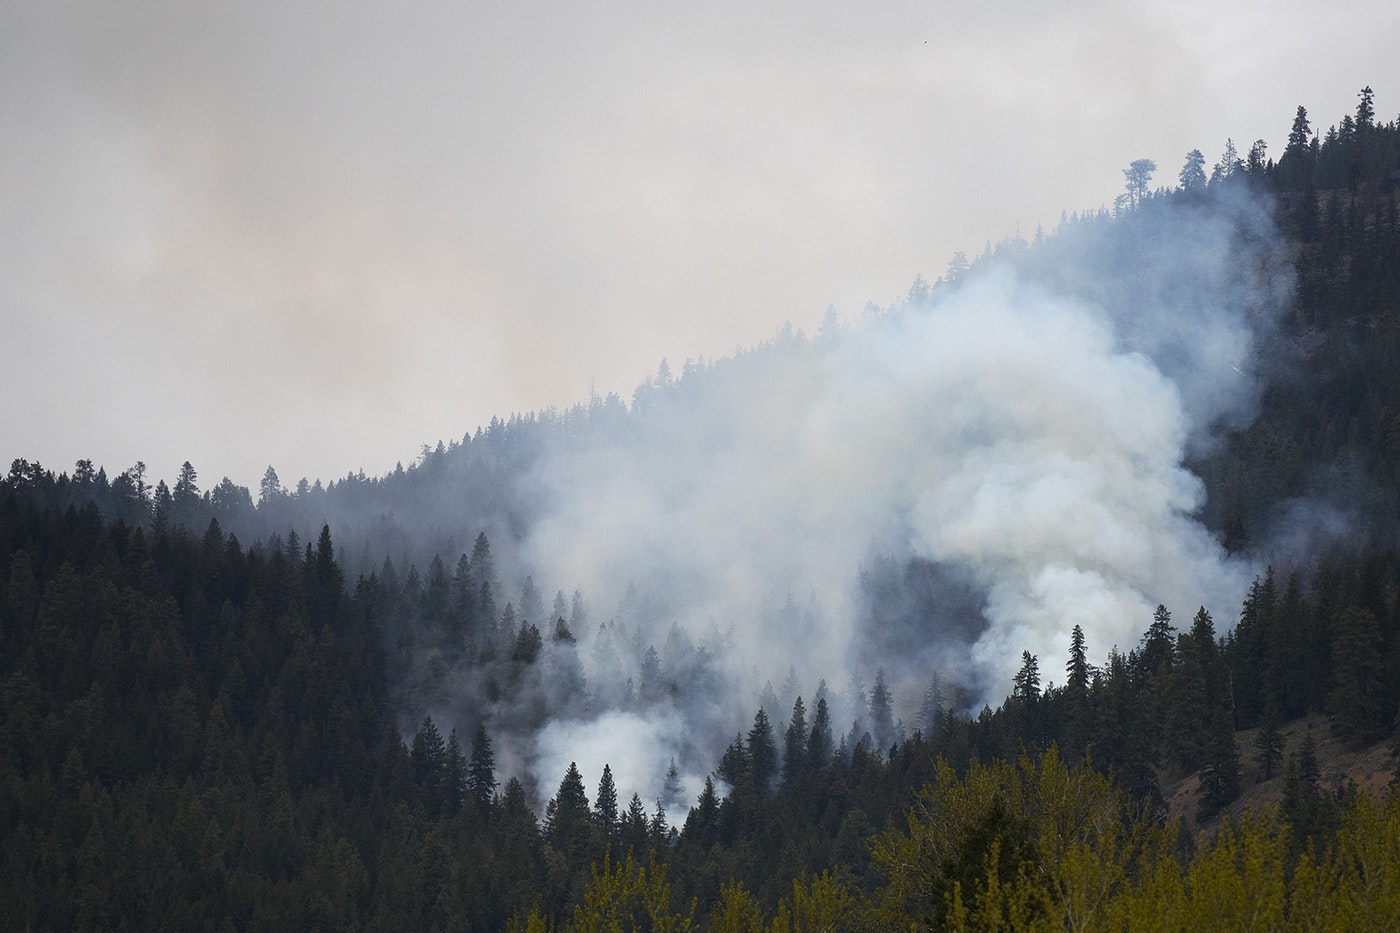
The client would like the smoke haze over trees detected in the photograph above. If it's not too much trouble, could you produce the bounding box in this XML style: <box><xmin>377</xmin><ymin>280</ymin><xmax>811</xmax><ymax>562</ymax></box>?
<box><xmin>5</xmin><ymin>87</ymin><xmax>1400</xmax><ymax>928</ymax></box>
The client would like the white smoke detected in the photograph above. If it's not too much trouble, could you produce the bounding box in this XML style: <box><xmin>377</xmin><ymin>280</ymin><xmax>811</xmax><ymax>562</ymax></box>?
<box><xmin>515</xmin><ymin>189</ymin><xmax>1286</xmax><ymax>798</ymax></box>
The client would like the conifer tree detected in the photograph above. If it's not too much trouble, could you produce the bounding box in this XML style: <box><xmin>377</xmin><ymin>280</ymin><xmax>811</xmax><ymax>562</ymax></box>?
<box><xmin>782</xmin><ymin>696</ymin><xmax>808</xmax><ymax>788</ymax></box>
<box><xmin>1161</xmin><ymin>634</ymin><xmax>1209</xmax><ymax>772</ymax></box>
<box><xmin>411</xmin><ymin>716</ymin><xmax>446</xmax><ymax>813</ymax></box>
<box><xmin>467</xmin><ymin>723</ymin><xmax>497</xmax><ymax>812</ymax></box>
<box><xmin>648</xmin><ymin>802</ymin><xmax>671</xmax><ymax>849</ymax></box>
<box><xmin>684</xmin><ymin>776</ymin><xmax>720</xmax><ymax>846</ymax></box>
<box><xmin>594</xmin><ymin>764</ymin><xmax>619</xmax><ymax>839</ymax></box>
<box><xmin>919</xmin><ymin>673</ymin><xmax>945</xmax><ymax>741</ymax></box>
<box><xmin>621</xmin><ymin>793</ymin><xmax>650</xmax><ymax>855</ymax></box>
<box><xmin>443</xmin><ymin>728</ymin><xmax>467</xmax><ymax>816</ymax></box>
<box><xmin>868</xmin><ymin>671</ymin><xmax>895</xmax><ymax>755</ymax></box>
<box><xmin>661</xmin><ymin>758</ymin><xmax>685</xmax><ymax>812</ymax></box>
<box><xmin>544</xmin><ymin>761</ymin><xmax>593</xmax><ymax>861</ymax></box>
<box><xmin>747</xmin><ymin>708</ymin><xmax>778</xmax><ymax>794</ymax></box>
<box><xmin>1061</xmin><ymin>625</ymin><xmax>1091</xmax><ymax>757</ymax></box>
<box><xmin>1012</xmin><ymin>651</ymin><xmax>1041</xmax><ymax>704</ymax></box>
<box><xmin>808</xmin><ymin>696</ymin><xmax>833</xmax><ymax>769</ymax></box>
<box><xmin>1255</xmin><ymin>705</ymin><xmax>1284</xmax><ymax>780</ymax></box>
<box><xmin>1136</xmin><ymin>604</ymin><xmax>1176</xmax><ymax>683</ymax></box>
<box><xmin>1179</xmin><ymin>149</ymin><xmax>1207</xmax><ymax>192</ymax></box>
<box><xmin>1328</xmin><ymin>604</ymin><xmax>1388</xmax><ymax>743</ymax></box>
<box><xmin>1197</xmin><ymin>704</ymin><xmax>1241</xmax><ymax>820</ymax></box>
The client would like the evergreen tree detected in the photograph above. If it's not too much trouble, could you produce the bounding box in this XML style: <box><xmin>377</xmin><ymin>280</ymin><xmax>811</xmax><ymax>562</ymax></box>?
<box><xmin>747</xmin><ymin>707</ymin><xmax>778</xmax><ymax>795</ymax></box>
<box><xmin>1229</xmin><ymin>573</ymin><xmax>1276</xmax><ymax>727</ymax></box>
<box><xmin>649</xmin><ymin>802</ymin><xmax>672</xmax><ymax>850</ymax></box>
<box><xmin>1355</xmin><ymin>85</ymin><xmax>1375</xmax><ymax>130</ymax></box>
<box><xmin>1255</xmin><ymin>705</ymin><xmax>1284</xmax><ymax>781</ymax></box>
<box><xmin>1012</xmin><ymin>651</ymin><xmax>1041</xmax><ymax>704</ymax></box>
<box><xmin>411</xmin><ymin>716</ymin><xmax>446</xmax><ymax>814</ymax></box>
<box><xmin>511</xmin><ymin>621</ymin><xmax>543</xmax><ymax>664</ymax></box>
<box><xmin>1135</xmin><ymin>604</ymin><xmax>1176</xmax><ymax>683</ymax></box>
<box><xmin>868</xmin><ymin>670</ymin><xmax>895</xmax><ymax>754</ymax></box>
<box><xmin>1062</xmin><ymin>625</ymin><xmax>1091</xmax><ymax>756</ymax></box>
<box><xmin>467</xmin><ymin>723</ymin><xmax>497</xmax><ymax>812</ymax></box>
<box><xmin>783</xmin><ymin>696</ymin><xmax>808</xmax><ymax>788</ymax></box>
<box><xmin>519</xmin><ymin>574</ymin><xmax>544</xmax><ymax>624</ymax></box>
<box><xmin>172</xmin><ymin>460</ymin><xmax>200</xmax><ymax>524</ymax></box>
<box><xmin>1179</xmin><ymin>149</ymin><xmax>1207</xmax><ymax>192</ymax></box>
<box><xmin>258</xmin><ymin>465</ymin><xmax>284</xmax><ymax>506</ymax></box>
<box><xmin>716</xmin><ymin>734</ymin><xmax>749</xmax><ymax>788</ymax></box>
<box><xmin>1197</xmin><ymin>704</ymin><xmax>1241</xmax><ymax>820</ymax></box>
<box><xmin>1286</xmin><ymin>105</ymin><xmax>1312</xmax><ymax>154</ymax></box>
<box><xmin>1118</xmin><ymin>158</ymin><xmax>1156</xmax><ymax>212</ymax></box>
<box><xmin>1211</xmin><ymin>137</ymin><xmax>1242</xmax><ymax>184</ymax></box>
<box><xmin>1160</xmin><ymin>634</ymin><xmax>1209</xmax><ymax>772</ymax></box>
<box><xmin>1188</xmin><ymin>607</ymin><xmax>1220</xmax><ymax>702</ymax></box>
<box><xmin>594</xmin><ymin>764</ymin><xmax>619</xmax><ymax>839</ymax></box>
<box><xmin>443</xmin><ymin>728</ymin><xmax>467</xmax><ymax>816</ymax></box>
<box><xmin>918</xmin><ymin>673</ymin><xmax>945</xmax><ymax>741</ymax></box>
<box><xmin>661</xmin><ymin>758</ymin><xmax>685</xmax><ymax>813</ymax></box>
<box><xmin>807</xmin><ymin>695</ymin><xmax>834</xmax><ymax>769</ymax></box>
<box><xmin>1328</xmin><ymin>604</ymin><xmax>1389</xmax><ymax>743</ymax></box>
<box><xmin>621</xmin><ymin>793</ymin><xmax>650</xmax><ymax>855</ymax></box>
<box><xmin>544</xmin><ymin>761</ymin><xmax>594</xmax><ymax>861</ymax></box>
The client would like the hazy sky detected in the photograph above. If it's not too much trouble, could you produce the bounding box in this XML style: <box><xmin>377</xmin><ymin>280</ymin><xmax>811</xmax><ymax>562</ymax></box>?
<box><xmin>4</xmin><ymin>0</ymin><xmax>1398</xmax><ymax>490</ymax></box>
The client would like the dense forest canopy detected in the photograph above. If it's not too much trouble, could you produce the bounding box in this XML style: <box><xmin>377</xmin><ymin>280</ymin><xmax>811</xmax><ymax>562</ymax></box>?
<box><xmin>4</xmin><ymin>87</ymin><xmax>1400</xmax><ymax>929</ymax></box>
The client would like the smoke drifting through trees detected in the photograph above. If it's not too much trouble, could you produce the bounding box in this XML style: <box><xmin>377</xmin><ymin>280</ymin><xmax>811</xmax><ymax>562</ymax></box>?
<box><xmin>406</xmin><ymin>184</ymin><xmax>1286</xmax><ymax>805</ymax></box>
<box><xmin>57</xmin><ymin>184</ymin><xmax>1288</xmax><ymax>808</ymax></box>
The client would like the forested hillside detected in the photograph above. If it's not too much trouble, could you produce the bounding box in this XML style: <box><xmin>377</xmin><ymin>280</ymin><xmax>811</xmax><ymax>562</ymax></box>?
<box><xmin>4</xmin><ymin>88</ymin><xmax>1400</xmax><ymax>930</ymax></box>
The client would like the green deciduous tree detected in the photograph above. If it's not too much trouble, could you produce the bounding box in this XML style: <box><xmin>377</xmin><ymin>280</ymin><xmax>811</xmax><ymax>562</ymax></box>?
<box><xmin>570</xmin><ymin>851</ymin><xmax>694</xmax><ymax>933</ymax></box>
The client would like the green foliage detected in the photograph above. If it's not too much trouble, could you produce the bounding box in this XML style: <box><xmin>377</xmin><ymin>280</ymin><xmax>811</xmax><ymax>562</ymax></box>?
<box><xmin>870</xmin><ymin>748</ymin><xmax>1149</xmax><ymax>931</ymax></box>
<box><xmin>867</xmin><ymin>750</ymin><xmax>1400</xmax><ymax>931</ymax></box>
<box><xmin>570</xmin><ymin>851</ymin><xmax>694</xmax><ymax>933</ymax></box>
<box><xmin>705</xmin><ymin>881</ymin><xmax>766</xmax><ymax>933</ymax></box>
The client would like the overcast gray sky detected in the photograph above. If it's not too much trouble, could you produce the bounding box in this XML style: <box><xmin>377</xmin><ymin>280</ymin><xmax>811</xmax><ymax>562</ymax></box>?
<box><xmin>4</xmin><ymin>0</ymin><xmax>1398</xmax><ymax>490</ymax></box>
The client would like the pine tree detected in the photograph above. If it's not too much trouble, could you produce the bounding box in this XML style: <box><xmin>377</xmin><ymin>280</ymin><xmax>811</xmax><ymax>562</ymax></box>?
<box><xmin>594</xmin><ymin>764</ymin><xmax>619</xmax><ymax>840</ymax></box>
<box><xmin>685</xmin><ymin>777</ymin><xmax>720</xmax><ymax>846</ymax></box>
<box><xmin>544</xmin><ymin>761</ymin><xmax>593</xmax><ymax>861</ymax></box>
<box><xmin>661</xmin><ymin>758</ymin><xmax>685</xmax><ymax>812</ymax></box>
<box><xmin>621</xmin><ymin>793</ymin><xmax>650</xmax><ymax>855</ymax></box>
<box><xmin>808</xmin><ymin>696</ymin><xmax>833</xmax><ymax>768</ymax></box>
<box><xmin>649</xmin><ymin>802</ymin><xmax>671</xmax><ymax>849</ymax></box>
<box><xmin>868</xmin><ymin>671</ymin><xmax>895</xmax><ymax>755</ymax></box>
<box><xmin>782</xmin><ymin>696</ymin><xmax>808</xmax><ymax>788</ymax></box>
<box><xmin>1254</xmin><ymin>706</ymin><xmax>1284</xmax><ymax>781</ymax></box>
<box><xmin>1062</xmin><ymin>625</ymin><xmax>1091</xmax><ymax>757</ymax></box>
<box><xmin>1197</xmin><ymin>704</ymin><xmax>1240</xmax><ymax>821</ymax></box>
<box><xmin>467</xmin><ymin>723</ymin><xmax>497</xmax><ymax>812</ymax></box>
<box><xmin>716</xmin><ymin>734</ymin><xmax>749</xmax><ymax>789</ymax></box>
<box><xmin>1011</xmin><ymin>651</ymin><xmax>1043</xmax><ymax>753</ymax></box>
<box><xmin>411</xmin><ymin>716</ymin><xmax>446</xmax><ymax>814</ymax></box>
<box><xmin>443</xmin><ymin>728</ymin><xmax>467</xmax><ymax>816</ymax></box>
<box><xmin>1188</xmin><ymin>607</ymin><xmax>1220</xmax><ymax>704</ymax></box>
<box><xmin>919</xmin><ymin>673</ymin><xmax>945</xmax><ymax>741</ymax></box>
<box><xmin>747</xmin><ymin>708</ymin><xmax>778</xmax><ymax>795</ymax></box>
<box><xmin>1328</xmin><ymin>604</ymin><xmax>1388</xmax><ymax>743</ymax></box>
<box><xmin>1012</xmin><ymin>651</ymin><xmax>1041</xmax><ymax>704</ymax></box>
<box><xmin>519</xmin><ymin>575</ymin><xmax>544</xmax><ymax>624</ymax></box>
<box><xmin>1161</xmin><ymin>634</ymin><xmax>1209</xmax><ymax>773</ymax></box>
<box><xmin>1179</xmin><ymin>149</ymin><xmax>1207</xmax><ymax>192</ymax></box>
<box><xmin>1135</xmin><ymin>604</ymin><xmax>1176</xmax><ymax>683</ymax></box>
<box><xmin>172</xmin><ymin>460</ymin><xmax>200</xmax><ymax>525</ymax></box>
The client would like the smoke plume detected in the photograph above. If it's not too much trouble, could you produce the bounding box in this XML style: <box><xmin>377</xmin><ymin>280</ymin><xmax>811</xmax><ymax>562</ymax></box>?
<box><xmin>500</xmin><ymin>188</ymin><xmax>1288</xmax><ymax>804</ymax></box>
